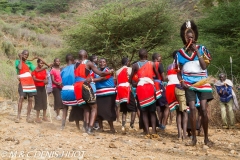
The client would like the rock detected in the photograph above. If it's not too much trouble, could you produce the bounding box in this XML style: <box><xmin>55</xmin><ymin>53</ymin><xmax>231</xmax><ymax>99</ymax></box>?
<box><xmin>230</xmin><ymin>150</ymin><xmax>235</xmax><ymax>154</ymax></box>
<box><xmin>22</xmin><ymin>139</ymin><xmax>31</xmax><ymax>146</ymax></box>
<box><xmin>203</xmin><ymin>145</ymin><xmax>209</xmax><ymax>150</ymax></box>
<box><xmin>109</xmin><ymin>143</ymin><xmax>117</xmax><ymax>148</ymax></box>
<box><xmin>82</xmin><ymin>133</ymin><xmax>88</xmax><ymax>137</ymax></box>
<box><xmin>5</xmin><ymin>137</ymin><xmax>15</xmax><ymax>141</ymax></box>
<box><xmin>15</xmin><ymin>140</ymin><xmax>20</xmax><ymax>145</ymax></box>
<box><xmin>174</xmin><ymin>144</ymin><xmax>180</xmax><ymax>148</ymax></box>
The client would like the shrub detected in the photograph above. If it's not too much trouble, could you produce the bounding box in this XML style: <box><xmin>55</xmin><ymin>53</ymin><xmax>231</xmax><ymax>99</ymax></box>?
<box><xmin>37</xmin><ymin>0</ymin><xmax>69</xmax><ymax>14</ymax></box>
<box><xmin>0</xmin><ymin>60</ymin><xmax>18</xmax><ymax>100</ymax></box>
<box><xmin>1</xmin><ymin>41</ymin><xmax>16</xmax><ymax>59</ymax></box>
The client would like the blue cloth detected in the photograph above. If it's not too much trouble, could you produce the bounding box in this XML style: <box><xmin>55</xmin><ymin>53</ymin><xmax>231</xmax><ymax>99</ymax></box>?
<box><xmin>61</xmin><ymin>89</ymin><xmax>76</xmax><ymax>101</ymax></box>
<box><xmin>176</xmin><ymin>45</ymin><xmax>210</xmax><ymax>84</ymax></box>
<box><xmin>75</xmin><ymin>77</ymin><xmax>86</xmax><ymax>83</ymax></box>
<box><xmin>95</xmin><ymin>67</ymin><xmax>115</xmax><ymax>89</ymax></box>
<box><xmin>215</xmin><ymin>85</ymin><xmax>233</xmax><ymax>103</ymax></box>
<box><xmin>61</xmin><ymin>64</ymin><xmax>75</xmax><ymax>86</ymax></box>
<box><xmin>90</xmin><ymin>82</ymin><xmax>96</xmax><ymax>93</ymax></box>
<box><xmin>60</xmin><ymin>64</ymin><xmax>76</xmax><ymax>101</ymax></box>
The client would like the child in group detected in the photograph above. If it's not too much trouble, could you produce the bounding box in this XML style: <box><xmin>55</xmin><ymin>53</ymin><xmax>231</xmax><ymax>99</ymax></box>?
<box><xmin>50</xmin><ymin>58</ymin><xmax>64</xmax><ymax>120</ymax></box>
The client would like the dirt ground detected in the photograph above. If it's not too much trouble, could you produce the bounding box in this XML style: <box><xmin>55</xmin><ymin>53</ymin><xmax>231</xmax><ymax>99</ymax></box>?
<box><xmin>0</xmin><ymin>95</ymin><xmax>240</xmax><ymax>160</ymax></box>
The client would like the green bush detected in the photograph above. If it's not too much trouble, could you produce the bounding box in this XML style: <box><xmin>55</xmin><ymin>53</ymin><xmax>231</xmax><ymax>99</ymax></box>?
<box><xmin>37</xmin><ymin>0</ymin><xmax>69</xmax><ymax>14</ymax></box>
<box><xmin>1</xmin><ymin>41</ymin><xmax>16</xmax><ymax>59</ymax></box>
<box><xmin>0</xmin><ymin>60</ymin><xmax>18</xmax><ymax>100</ymax></box>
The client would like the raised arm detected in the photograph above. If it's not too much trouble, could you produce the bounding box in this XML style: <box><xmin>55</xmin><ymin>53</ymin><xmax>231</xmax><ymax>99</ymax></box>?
<box><xmin>88</xmin><ymin>62</ymin><xmax>113</xmax><ymax>76</ymax></box>
<box><xmin>192</xmin><ymin>44</ymin><xmax>207</xmax><ymax>70</ymax></box>
<box><xmin>17</xmin><ymin>54</ymin><xmax>23</xmax><ymax>70</ymax></box>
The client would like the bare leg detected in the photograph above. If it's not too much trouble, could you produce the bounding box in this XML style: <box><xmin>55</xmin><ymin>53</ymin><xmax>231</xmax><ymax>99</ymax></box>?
<box><xmin>26</xmin><ymin>96</ymin><xmax>33</xmax><ymax>122</ymax></box>
<box><xmin>142</xmin><ymin>111</ymin><xmax>150</xmax><ymax>135</ymax></box>
<box><xmin>150</xmin><ymin>112</ymin><xmax>157</xmax><ymax>134</ymax></box>
<box><xmin>187</xmin><ymin>101</ymin><xmax>197</xmax><ymax>146</ymax></box>
<box><xmin>156</xmin><ymin>106</ymin><xmax>162</xmax><ymax>127</ymax></box>
<box><xmin>35</xmin><ymin>110</ymin><xmax>41</xmax><ymax>123</ymax></box>
<box><xmin>98</xmin><ymin>119</ymin><xmax>104</xmax><ymax>132</ymax></box>
<box><xmin>122</xmin><ymin>112</ymin><xmax>127</xmax><ymax>131</ymax></box>
<box><xmin>16</xmin><ymin>96</ymin><xmax>24</xmax><ymax>121</ymax></box>
<box><xmin>75</xmin><ymin>120</ymin><xmax>80</xmax><ymax>130</ymax></box>
<box><xmin>176</xmin><ymin>109</ymin><xmax>182</xmax><ymax>139</ymax></box>
<box><xmin>61</xmin><ymin>106</ymin><xmax>68</xmax><ymax>129</ymax></box>
<box><xmin>130</xmin><ymin>112</ymin><xmax>136</xmax><ymax>128</ymax></box>
<box><xmin>197</xmin><ymin>110</ymin><xmax>202</xmax><ymax>136</ymax></box>
<box><xmin>162</xmin><ymin>105</ymin><xmax>170</xmax><ymax>127</ymax></box>
<box><xmin>200</xmin><ymin>100</ymin><xmax>211</xmax><ymax>145</ymax></box>
<box><xmin>83</xmin><ymin>106</ymin><xmax>90</xmax><ymax>131</ymax></box>
<box><xmin>122</xmin><ymin>112</ymin><xmax>127</xmax><ymax>126</ymax></box>
<box><xmin>108</xmin><ymin>121</ymin><xmax>115</xmax><ymax>133</ymax></box>
<box><xmin>116</xmin><ymin>105</ymin><xmax>120</xmax><ymax>123</ymax></box>
<box><xmin>137</xmin><ymin>108</ymin><xmax>140</xmax><ymax>119</ymax></box>
<box><xmin>169</xmin><ymin>111</ymin><xmax>173</xmax><ymax>125</ymax></box>
<box><xmin>182</xmin><ymin>110</ymin><xmax>188</xmax><ymax>140</ymax></box>
<box><xmin>56</xmin><ymin>109</ymin><xmax>60</xmax><ymax>116</ymax></box>
<box><xmin>42</xmin><ymin>110</ymin><xmax>49</xmax><ymax>121</ymax></box>
<box><xmin>86</xmin><ymin>103</ymin><xmax>98</xmax><ymax>134</ymax></box>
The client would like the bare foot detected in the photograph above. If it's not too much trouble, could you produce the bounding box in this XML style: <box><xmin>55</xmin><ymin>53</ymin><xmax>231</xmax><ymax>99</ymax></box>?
<box><xmin>185</xmin><ymin>139</ymin><xmax>197</xmax><ymax>146</ymax></box>
<box><xmin>26</xmin><ymin>117</ymin><xmax>34</xmax><ymax>123</ymax></box>
<box><xmin>42</xmin><ymin>117</ymin><xmax>50</xmax><ymax>122</ymax></box>
<box><xmin>110</xmin><ymin>129</ymin><xmax>117</xmax><ymax>134</ymax></box>
<box><xmin>204</xmin><ymin>139</ymin><xmax>214</xmax><ymax>147</ymax></box>
<box><xmin>35</xmin><ymin>118</ymin><xmax>42</xmax><ymax>123</ymax></box>
<box><xmin>15</xmin><ymin>117</ymin><xmax>20</xmax><ymax>123</ymax></box>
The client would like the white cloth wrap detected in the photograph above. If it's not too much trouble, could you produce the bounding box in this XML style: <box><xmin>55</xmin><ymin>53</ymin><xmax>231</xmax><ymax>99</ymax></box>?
<box><xmin>137</xmin><ymin>77</ymin><xmax>154</xmax><ymax>86</ymax></box>
<box><xmin>62</xmin><ymin>85</ymin><xmax>74</xmax><ymax>90</ymax></box>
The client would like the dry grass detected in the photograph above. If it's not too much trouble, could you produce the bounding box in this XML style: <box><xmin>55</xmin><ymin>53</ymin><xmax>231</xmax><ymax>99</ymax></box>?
<box><xmin>0</xmin><ymin>58</ymin><xmax>18</xmax><ymax>100</ymax></box>
<box><xmin>209</xmin><ymin>86</ymin><xmax>240</xmax><ymax>128</ymax></box>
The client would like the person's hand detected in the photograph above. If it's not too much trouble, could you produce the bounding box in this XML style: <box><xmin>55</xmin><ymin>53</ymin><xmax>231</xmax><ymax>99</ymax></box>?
<box><xmin>44</xmin><ymin>79</ymin><xmax>48</xmax><ymax>84</ymax></box>
<box><xmin>34</xmin><ymin>56</ymin><xmax>39</xmax><ymax>60</ymax></box>
<box><xmin>191</xmin><ymin>43</ymin><xmax>198</xmax><ymax>52</ymax></box>
<box><xmin>49</xmin><ymin>63</ymin><xmax>53</xmax><ymax>68</ymax></box>
<box><xmin>181</xmin><ymin>81</ymin><xmax>189</xmax><ymax>90</ymax></box>
<box><xmin>85</xmin><ymin>77</ymin><xmax>92</xmax><ymax>83</ymax></box>
<box><xmin>18</xmin><ymin>53</ymin><xmax>22</xmax><ymax>59</ymax></box>
<box><xmin>110</xmin><ymin>69</ymin><xmax>114</xmax><ymax>75</ymax></box>
<box><xmin>219</xmin><ymin>89</ymin><xmax>222</xmax><ymax>94</ymax></box>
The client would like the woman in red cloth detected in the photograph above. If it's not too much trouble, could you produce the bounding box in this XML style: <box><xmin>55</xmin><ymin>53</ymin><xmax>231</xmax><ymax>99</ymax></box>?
<box><xmin>32</xmin><ymin>59</ymin><xmax>50</xmax><ymax>123</ymax></box>
<box><xmin>166</xmin><ymin>51</ymin><xmax>188</xmax><ymax>140</ymax></box>
<box><xmin>116</xmin><ymin>57</ymin><xmax>137</xmax><ymax>132</ymax></box>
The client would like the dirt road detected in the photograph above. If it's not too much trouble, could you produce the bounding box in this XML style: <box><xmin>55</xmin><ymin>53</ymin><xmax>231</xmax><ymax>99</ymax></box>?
<box><xmin>0</xmin><ymin>98</ymin><xmax>240</xmax><ymax>160</ymax></box>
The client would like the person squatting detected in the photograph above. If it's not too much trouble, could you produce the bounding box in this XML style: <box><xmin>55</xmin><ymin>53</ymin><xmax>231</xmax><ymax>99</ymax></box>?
<box><xmin>15</xmin><ymin>20</ymin><xmax>237</xmax><ymax>147</ymax></box>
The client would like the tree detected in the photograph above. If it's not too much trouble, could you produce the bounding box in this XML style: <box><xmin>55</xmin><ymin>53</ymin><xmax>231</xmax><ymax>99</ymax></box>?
<box><xmin>198</xmin><ymin>0</ymin><xmax>240</xmax><ymax>78</ymax></box>
<box><xmin>63</xmin><ymin>0</ymin><xmax>176</xmax><ymax>68</ymax></box>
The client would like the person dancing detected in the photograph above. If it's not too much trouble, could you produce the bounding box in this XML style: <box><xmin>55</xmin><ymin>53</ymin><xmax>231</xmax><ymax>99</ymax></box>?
<box><xmin>116</xmin><ymin>57</ymin><xmax>137</xmax><ymax>132</ymax></box>
<box><xmin>129</xmin><ymin>49</ymin><xmax>160</xmax><ymax>139</ymax></box>
<box><xmin>175</xmin><ymin>20</ymin><xmax>213</xmax><ymax>146</ymax></box>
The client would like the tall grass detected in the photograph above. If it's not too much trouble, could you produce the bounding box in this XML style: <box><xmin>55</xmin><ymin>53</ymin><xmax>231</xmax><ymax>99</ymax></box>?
<box><xmin>0</xmin><ymin>58</ymin><xmax>18</xmax><ymax>100</ymax></box>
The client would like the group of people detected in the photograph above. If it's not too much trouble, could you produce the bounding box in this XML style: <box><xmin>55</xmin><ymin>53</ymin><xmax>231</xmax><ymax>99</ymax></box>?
<box><xmin>14</xmin><ymin>20</ymin><xmax>238</xmax><ymax>147</ymax></box>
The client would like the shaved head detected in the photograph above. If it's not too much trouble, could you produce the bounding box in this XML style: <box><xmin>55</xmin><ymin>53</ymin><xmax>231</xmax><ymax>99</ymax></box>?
<box><xmin>139</xmin><ymin>48</ymin><xmax>148</xmax><ymax>59</ymax></box>
<box><xmin>78</xmin><ymin>49</ymin><xmax>88</xmax><ymax>59</ymax></box>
